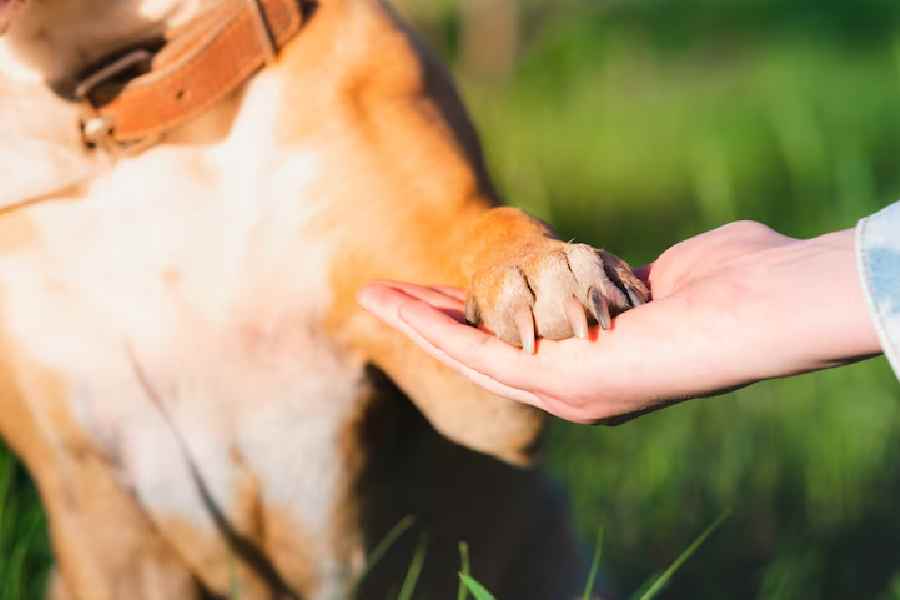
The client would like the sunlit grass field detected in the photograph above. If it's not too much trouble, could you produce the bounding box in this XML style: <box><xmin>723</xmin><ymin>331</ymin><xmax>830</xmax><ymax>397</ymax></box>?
<box><xmin>3</xmin><ymin>1</ymin><xmax>900</xmax><ymax>598</ymax></box>
<box><xmin>462</xmin><ymin>2</ymin><xmax>900</xmax><ymax>597</ymax></box>
<box><xmin>416</xmin><ymin>1</ymin><xmax>900</xmax><ymax>597</ymax></box>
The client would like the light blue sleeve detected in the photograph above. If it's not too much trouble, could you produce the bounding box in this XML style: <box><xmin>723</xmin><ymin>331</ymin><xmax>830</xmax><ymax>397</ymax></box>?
<box><xmin>857</xmin><ymin>201</ymin><xmax>900</xmax><ymax>378</ymax></box>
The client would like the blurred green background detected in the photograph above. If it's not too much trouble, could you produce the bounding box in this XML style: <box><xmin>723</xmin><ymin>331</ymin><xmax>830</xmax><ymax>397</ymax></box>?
<box><xmin>3</xmin><ymin>0</ymin><xmax>900</xmax><ymax>598</ymax></box>
<box><xmin>400</xmin><ymin>0</ymin><xmax>900</xmax><ymax>597</ymax></box>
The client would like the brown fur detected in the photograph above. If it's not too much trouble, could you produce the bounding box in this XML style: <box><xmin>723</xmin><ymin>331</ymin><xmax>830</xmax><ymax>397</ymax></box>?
<box><xmin>0</xmin><ymin>1</ymin><xmax>644</xmax><ymax>598</ymax></box>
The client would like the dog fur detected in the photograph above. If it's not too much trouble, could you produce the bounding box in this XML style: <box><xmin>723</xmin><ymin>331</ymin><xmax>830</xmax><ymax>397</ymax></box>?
<box><xmin>0</xmin><ymin>1</ymin><xmax>644</xmax><ymax>598</ymax></box>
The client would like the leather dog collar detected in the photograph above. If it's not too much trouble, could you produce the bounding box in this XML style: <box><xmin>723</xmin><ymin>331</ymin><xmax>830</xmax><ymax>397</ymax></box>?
<box><xmin>76</xmin><ymin>0</ymin><xmax>306</xmax><ymax>154</ymax></box>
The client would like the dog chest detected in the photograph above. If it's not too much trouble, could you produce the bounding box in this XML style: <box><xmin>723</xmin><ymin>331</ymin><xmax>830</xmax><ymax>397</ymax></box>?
<box><xmin>0</xmin><ymin>149</ymin><xmax>370</xmax><ymax>595</ymax></box>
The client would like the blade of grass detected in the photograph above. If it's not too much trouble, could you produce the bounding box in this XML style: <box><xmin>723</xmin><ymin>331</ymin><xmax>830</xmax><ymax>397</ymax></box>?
<box><xmin>397</xmin><ymin>534</ymin><xmax>428</xmax><ymax>600</ymax></box>
<box><xmin>0</xmin><ymin>457</ymin><xmax>17</xmax><ymax>600</ymax></box>
<box><xmin>459</xmin><ymin>574</ymin><xmax>497</xmax><ymax>600</ymax></box>
<box><xmin>229</xmin><ymin>554</ymin><xmax>241</xmax><ymax>600</ymax></box>
<box><xmin>351</xmin><ymin>515</ymin><xmax>416</xmax><ymax>597</ymax></box>
<box><xmin>0</xmin><ymin>455</ymin><xmax>11</xmax><ymax>532</ymax></box>
<box><xmin>4</xmin><ymin>543</ymin><xmax>26</xmax><ymax>600</ymax></box>
<box><xmin>0</xmin><ymin>455</ymin><xmax>13</xmax><ymax>563</ymax></box>
<box><xmin>457</xmin><ymin>541</ymin><xmax>471</xmax><ymax>600</ymax></box>
<box><xmin>582</xmin><ymin>525</ymin><xmax>605</xmax><ymax>600</ymax></box>
<box><xmin>637</xmin><ymin>510</ymin><xmax>732</xmax><ymax>600</ymax></box>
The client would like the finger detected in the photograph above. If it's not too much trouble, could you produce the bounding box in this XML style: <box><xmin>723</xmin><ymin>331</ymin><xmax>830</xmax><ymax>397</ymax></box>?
<box><xmin>363</xmin><ymin>281</ymin><xmax>468</xmax><ymax>326</ymax></box>
<box><xmin>358</xmin><ymin>284</ymin><xmax>544</xmax><ymax>408</ymax></box>
<box><xmin>396</xmin><ymin>295</ymin><xmax>538</xmax><ymax>389</ymax></box>
<box><xmin>428</xmin><ymin>285</ymin><xmax>466</xmax><ymax>302</ymax></box>
<box><xmin>365</xmin><ymin>280</ymin><xmax>464</xmax><ymax>312</ymax></box>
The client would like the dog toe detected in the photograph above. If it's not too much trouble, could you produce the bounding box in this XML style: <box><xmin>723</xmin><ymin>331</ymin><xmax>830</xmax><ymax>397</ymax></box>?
<box><xmin>466</xmin><ymin>241</ymin><xmax>648</xmax><ymax>350</ymax></box>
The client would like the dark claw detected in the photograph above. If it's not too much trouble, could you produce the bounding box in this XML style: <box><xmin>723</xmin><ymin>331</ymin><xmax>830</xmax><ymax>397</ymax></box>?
<box><xmin>464</xmin><ymin>296</ymin><xmax>481</xmax><ymax>326</ymax></box>
<box><xmin>588</xmin><ymin>286</ymin><xmax>611</xmax><ymax>330</ymax></box>
<box><xmin>626</xmin><ymin>288</ymin><xmax>644</xmax><ymax>309</ymax></box>
<box><xmin>601</xmin><ymin>262</ymin><xmax>632</xmax><ymax>309</ymax></box>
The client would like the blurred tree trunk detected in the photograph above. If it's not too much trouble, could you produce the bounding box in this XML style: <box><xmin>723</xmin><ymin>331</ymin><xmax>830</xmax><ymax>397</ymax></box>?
<box><xmin>460</xmin><ymin>0</ymin><xmax>520</xmax><ymax>77</ymax></box>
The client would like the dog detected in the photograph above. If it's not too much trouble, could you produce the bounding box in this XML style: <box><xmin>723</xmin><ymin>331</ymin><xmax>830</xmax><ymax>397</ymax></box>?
<box><xmin>0</xmin><ymin>1</ymin><xmax>648</xmax><ymax>598</ymax></box>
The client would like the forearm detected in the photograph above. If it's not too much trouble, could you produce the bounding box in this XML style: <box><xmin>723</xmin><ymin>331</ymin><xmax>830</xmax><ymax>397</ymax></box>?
<box><xmin>357</xmin><ymin>216</ymin><xmax>895</xmax><ymax>426</ymax></box>
<box><xmin>740</xmin><ymin>229</ymin><xmax>882</xmax><ymax>378</ymax></box>
<box><xmin>579</xmin><ymin>226</ymin><xmax>884</xmax><ymax>409</ymax></box>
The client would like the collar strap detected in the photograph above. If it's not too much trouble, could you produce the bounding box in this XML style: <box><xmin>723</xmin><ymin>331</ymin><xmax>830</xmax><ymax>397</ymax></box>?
<box><xmin>77</xmin><ymin>0</ymin><xmax>304</xmax><ymax>153</ymax></box>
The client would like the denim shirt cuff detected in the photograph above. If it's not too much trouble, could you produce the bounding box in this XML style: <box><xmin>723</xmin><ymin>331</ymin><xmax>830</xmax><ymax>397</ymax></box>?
<box><xmin>857</xmin><ymin>201</ymin><xmax>900</xmax><ymax>378</ymax></box>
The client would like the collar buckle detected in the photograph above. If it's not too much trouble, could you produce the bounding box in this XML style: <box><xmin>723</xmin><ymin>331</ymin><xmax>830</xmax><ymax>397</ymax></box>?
<box><xmin>74</xmin><ymin>49</ymin><xmax>154</xmax><ymax>104</ymax></box>
<box><xmin>76</xmin><ymin>49</ymin><xmax>154</xmax><ymax>154</ymax></box>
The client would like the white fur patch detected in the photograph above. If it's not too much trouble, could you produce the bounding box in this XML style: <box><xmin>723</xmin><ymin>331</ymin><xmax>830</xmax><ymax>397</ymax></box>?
<box><xmin>0</xmin><ymin>65</ymin><xmax>363</xmax><ymax>596</ymax></box>
<box><xmin>0</xmin><ymin>71</ymin><xmax>94</xmax><ymax>210</ymax></box>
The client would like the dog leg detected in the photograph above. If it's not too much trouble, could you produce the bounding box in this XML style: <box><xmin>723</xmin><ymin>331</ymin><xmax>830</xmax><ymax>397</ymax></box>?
<box><xmin>0</xmin><ymin>360</ymin><xmax>200</xmax><ymax>600</ymax></box>
<box><xmin>460</xmin><ymin>207</ymin><xmax>649</xmax><ymax>351</ymax></box>
<box><xmin>333</xmin><ymin>201</ymin><xmax>646</xmax><ymax>466</ymax></box>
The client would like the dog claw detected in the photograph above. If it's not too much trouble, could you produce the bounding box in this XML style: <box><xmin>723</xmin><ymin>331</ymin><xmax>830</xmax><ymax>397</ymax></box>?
<box><xmin>588</xmin><ymin>286</ymin><xmax>611</xmax><ymax>331</ymax></box>
<box><xmin>598</xmin><ymin>249</ymin><xmax>649</xmax><ymax>310</ymax></box>
<box><xmin>513</xmin><ymin>306</ymin><xmax>536</xmax><ymax>354</ymax></box>
<box><xmin>468</xmin><ymin>242</ymin><xmax>646</xmax><ymax>349</ymax></box>
<box><xmin>626</xmin><ymin>288</ymin><xmax>644</xmax><ymax>309</ymax></box>
<box><xmin>564</xmin><ymin>295</ymin><xmax>589</xmax><ymax>339</ymax></box>
<box><xmin>465</xmin><ymin>295</ymin><xmax>481</xmax><ymax>326</ymax></box>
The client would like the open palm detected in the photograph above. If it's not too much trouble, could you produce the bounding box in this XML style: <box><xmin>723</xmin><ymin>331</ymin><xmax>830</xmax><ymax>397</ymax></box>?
<box><xmin>359</xmin><ymin>222</ymin><xmax>881</xmax><ymax>424</ymax></box>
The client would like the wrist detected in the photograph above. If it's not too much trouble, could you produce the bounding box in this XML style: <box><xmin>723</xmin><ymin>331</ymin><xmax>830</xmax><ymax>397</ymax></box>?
<box><xmin>738</xmin><ymin>229</ymin><xmax>881</xmax><ymax>381</ymax></box>
<box><xmin>800</xmin><ymin>229</ymin><xmax>881</xmax><ymax>364</ymax></box>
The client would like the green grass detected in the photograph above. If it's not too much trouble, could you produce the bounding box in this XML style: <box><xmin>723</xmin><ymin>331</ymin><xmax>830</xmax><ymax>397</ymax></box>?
<box><xmin>582</xmin><ymin>526</ymin><xmax>604</xmax><ymax>600</ymax></box>
<box><xmin>456</xmin><ymin>513</ymin><xmax>726</xmax><ymax>600</ymax></box>
<box><xmin>4</xmin><ymin>1</ymin><xmax>900</xmax><ymax>598</ymax></box>
<box><xmin>424</xmin><ymin>0</ymin><xmax>900</xmax><ymax>597</ymax></box>
<box><xmin>457</xmin><ymin>542</ymin><xmax>471</xmax><ymax>600</ymax></box>
<box><xmin>458</xmin><ymin>575</ymin><xmax>496</xmax><ymax>600</ymax></box>
<box><xmin>446</xmin><ymin>2</ymin><xmax>900</xmax><ymax>597</ymax></box>
<box><xmin>396</xmin><ymin>535</ymin><xmax>429</xmax><ymax>600</ymax></box>
<box><xmin>634</xmin><ymin>511</ymin><xmax>731</xmax><ymax>600</ymax></box>
<box><xmin>351</xmin><ymin>515</ymin><xmax>417</xmax><ymax>596</ymax></box>
<box><xmin>0</xmin><ymin>449</ymin><xmax>51</xmax><ymax>600</ymax></box>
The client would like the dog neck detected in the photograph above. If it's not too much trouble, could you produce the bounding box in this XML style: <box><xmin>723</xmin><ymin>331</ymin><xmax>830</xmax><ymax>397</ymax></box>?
<box><xmin>0</xmin><ymin>0</ymin><xmax>215</xmax><ymax>88</ymax></box>
<box><xmin>0</xmin><ymin>0</ymin><xmax>241</xmax><ymax>210</ymax></box>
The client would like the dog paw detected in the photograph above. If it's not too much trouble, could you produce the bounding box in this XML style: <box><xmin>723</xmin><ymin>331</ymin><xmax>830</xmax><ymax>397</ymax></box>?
<box><xmin>465</xmin><ymin>242</ymin><xmax>649</xmax><ymax>352</ymax></box>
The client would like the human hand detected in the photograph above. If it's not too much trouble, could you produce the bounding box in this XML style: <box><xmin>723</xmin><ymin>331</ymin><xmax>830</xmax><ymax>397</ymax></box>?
<box><xmin>357</xmin><ymin>222</ymin><xmax>883</xmax><ymax>424</ymax></box>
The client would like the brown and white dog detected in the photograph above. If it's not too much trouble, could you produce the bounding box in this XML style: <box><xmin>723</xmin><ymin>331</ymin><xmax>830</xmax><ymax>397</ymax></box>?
<box><xmin>0</xmin><ymin>0</ymin><xmax>648</xmax><ymax>598</ymax></box>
